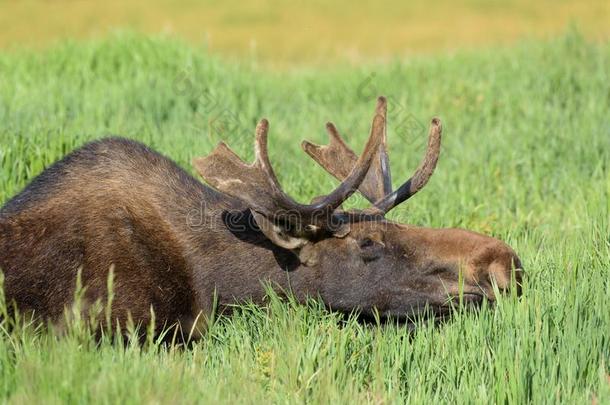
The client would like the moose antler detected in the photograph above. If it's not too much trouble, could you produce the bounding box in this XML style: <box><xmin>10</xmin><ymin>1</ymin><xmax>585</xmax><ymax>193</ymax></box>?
<box><xmin>301</xmin><ymin>96</ymin><xmax>442</xmax><ymax>214</ymax></box>
<box><xmin>302</xmin><ymin>97</ymin><xmax>392</xmax><ymax>204</ymax></box>
<box><xmin>373</xmin><ymin>117</ymin><xmax>441</xmax><ymax>212</ymax></box>
<box><xmin>193</xmin><ymin>115</ymin><xmax>385</xmax><ymax>231</ymax></box>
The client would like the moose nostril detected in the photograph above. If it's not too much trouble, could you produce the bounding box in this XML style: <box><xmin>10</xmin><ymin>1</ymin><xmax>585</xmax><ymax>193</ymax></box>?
<box><xmin>514</xmin><ymin>268</ymin><xmax>524</xmax><ymax>295</ymax></box>
<box><xmin>510</xmin><ymin>254</ymin><xmax>524</xmax><ymax>290</ymax></box>
<box><xmin>486</xmin><ymin>253</ymin><xmax>523</xmax><ymax>295</ymax></box>
<box><xmin>487</xmin><ymin>260</ymin><xmax>510</xmax><ymax>290</ymax></box>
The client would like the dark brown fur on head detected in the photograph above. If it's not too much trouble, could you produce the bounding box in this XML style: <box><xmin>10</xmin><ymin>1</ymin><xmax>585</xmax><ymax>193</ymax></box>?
<box><xmin>0</xmin><ymin>98</ymin><xmax>522</xmax><ymax>339</ymax></box>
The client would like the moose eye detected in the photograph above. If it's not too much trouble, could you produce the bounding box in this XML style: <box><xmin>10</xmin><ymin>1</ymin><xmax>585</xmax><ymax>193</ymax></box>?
<box><xmin>358</xmin><ymin>238</ymin><xmax>384</xmax><ymax>263</ymax></box>
<box><xmin>359</xmin><ymin>238</ymin><xmax>375</xmax><ymax>249</ymax></box>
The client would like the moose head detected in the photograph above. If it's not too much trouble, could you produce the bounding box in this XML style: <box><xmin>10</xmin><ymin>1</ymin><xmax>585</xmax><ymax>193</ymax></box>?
<box><xmin>194</xmin><ymin>97</ymin><xmax>522</xmax><ymax>320</ymax></box>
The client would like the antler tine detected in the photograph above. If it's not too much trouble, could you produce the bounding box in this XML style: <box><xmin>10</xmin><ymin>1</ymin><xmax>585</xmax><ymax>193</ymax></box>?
<box><xmin>301</xmin><ymin>96</ymin><xmax>392</xmax><ymax>204</ymax></box>
<box><xmin>309</xmin><ymin>113</ymin><xmax>385</xmax><ymax>212</ymax></box>
<box><xmin>253</xmin><ymin>119</ymin><xmax>280</xmax><ymax>185</ymax></box>
<box><xmin>373</xmin><ymin>117</ymin><xmax>442</xmax><ymax>213</ymax></box>
<box><xmin>325</xmin><ymin>122</ymin><xmax>349</xmax><ymax>147</ymax></box>
<box><xmin>372</xmin><ymin>96</ymin><xmax>392</xmax><ymax>196</ymax></box>
<box><xmin>301</xmin><ymin>123</ymin><xmax>358</xmax><ymax>183</ymax></box>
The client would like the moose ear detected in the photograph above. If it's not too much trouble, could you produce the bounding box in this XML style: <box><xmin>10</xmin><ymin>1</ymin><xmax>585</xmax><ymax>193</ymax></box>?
<box><xmin>252</xmin><ymin>211</ymin><xmax>322</xmax><ymax>267</ymax></box>
<box><xmin>251</xmin><ymin>211</ymin><xmax>309</xmax><ymax>250</ymax></box>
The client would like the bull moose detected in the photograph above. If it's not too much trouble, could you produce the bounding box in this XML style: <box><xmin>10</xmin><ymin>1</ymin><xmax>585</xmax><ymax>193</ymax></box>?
<box><xmin>0</xmin><ymin>97</ymin><xmax>522</xmax><ymax>339</ymax></box>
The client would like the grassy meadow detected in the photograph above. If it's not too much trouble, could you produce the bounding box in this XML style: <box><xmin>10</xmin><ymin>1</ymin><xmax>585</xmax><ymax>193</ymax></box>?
<box><xmin>0</xmin><ymin>29</ymin><xmax>609</xmax><ymax>403</ymax></box>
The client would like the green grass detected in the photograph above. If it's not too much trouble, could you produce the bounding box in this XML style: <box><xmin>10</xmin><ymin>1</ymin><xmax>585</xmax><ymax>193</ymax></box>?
<box><xmin>0</xmin><ymin>31</ymin><xmax>609</xmax><ymax>403</ymax></box>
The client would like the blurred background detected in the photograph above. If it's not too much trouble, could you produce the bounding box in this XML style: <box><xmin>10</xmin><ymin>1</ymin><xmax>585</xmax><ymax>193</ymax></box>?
<box><xmin>0</xmin><ymin>3</ymin><xmax>609</xmax><ymax>402</ymax></box>
<box><xmin>1</xmin><ymin>0</ymin><xmax>608</xmax><ymax>66</ymax></box>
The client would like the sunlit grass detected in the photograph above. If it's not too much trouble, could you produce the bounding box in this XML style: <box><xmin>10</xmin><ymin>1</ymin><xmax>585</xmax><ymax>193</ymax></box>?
<box><xmin>0</xmin><ymin>31</ymin><xmax>609</xmax><ymax>402</ymax></box>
